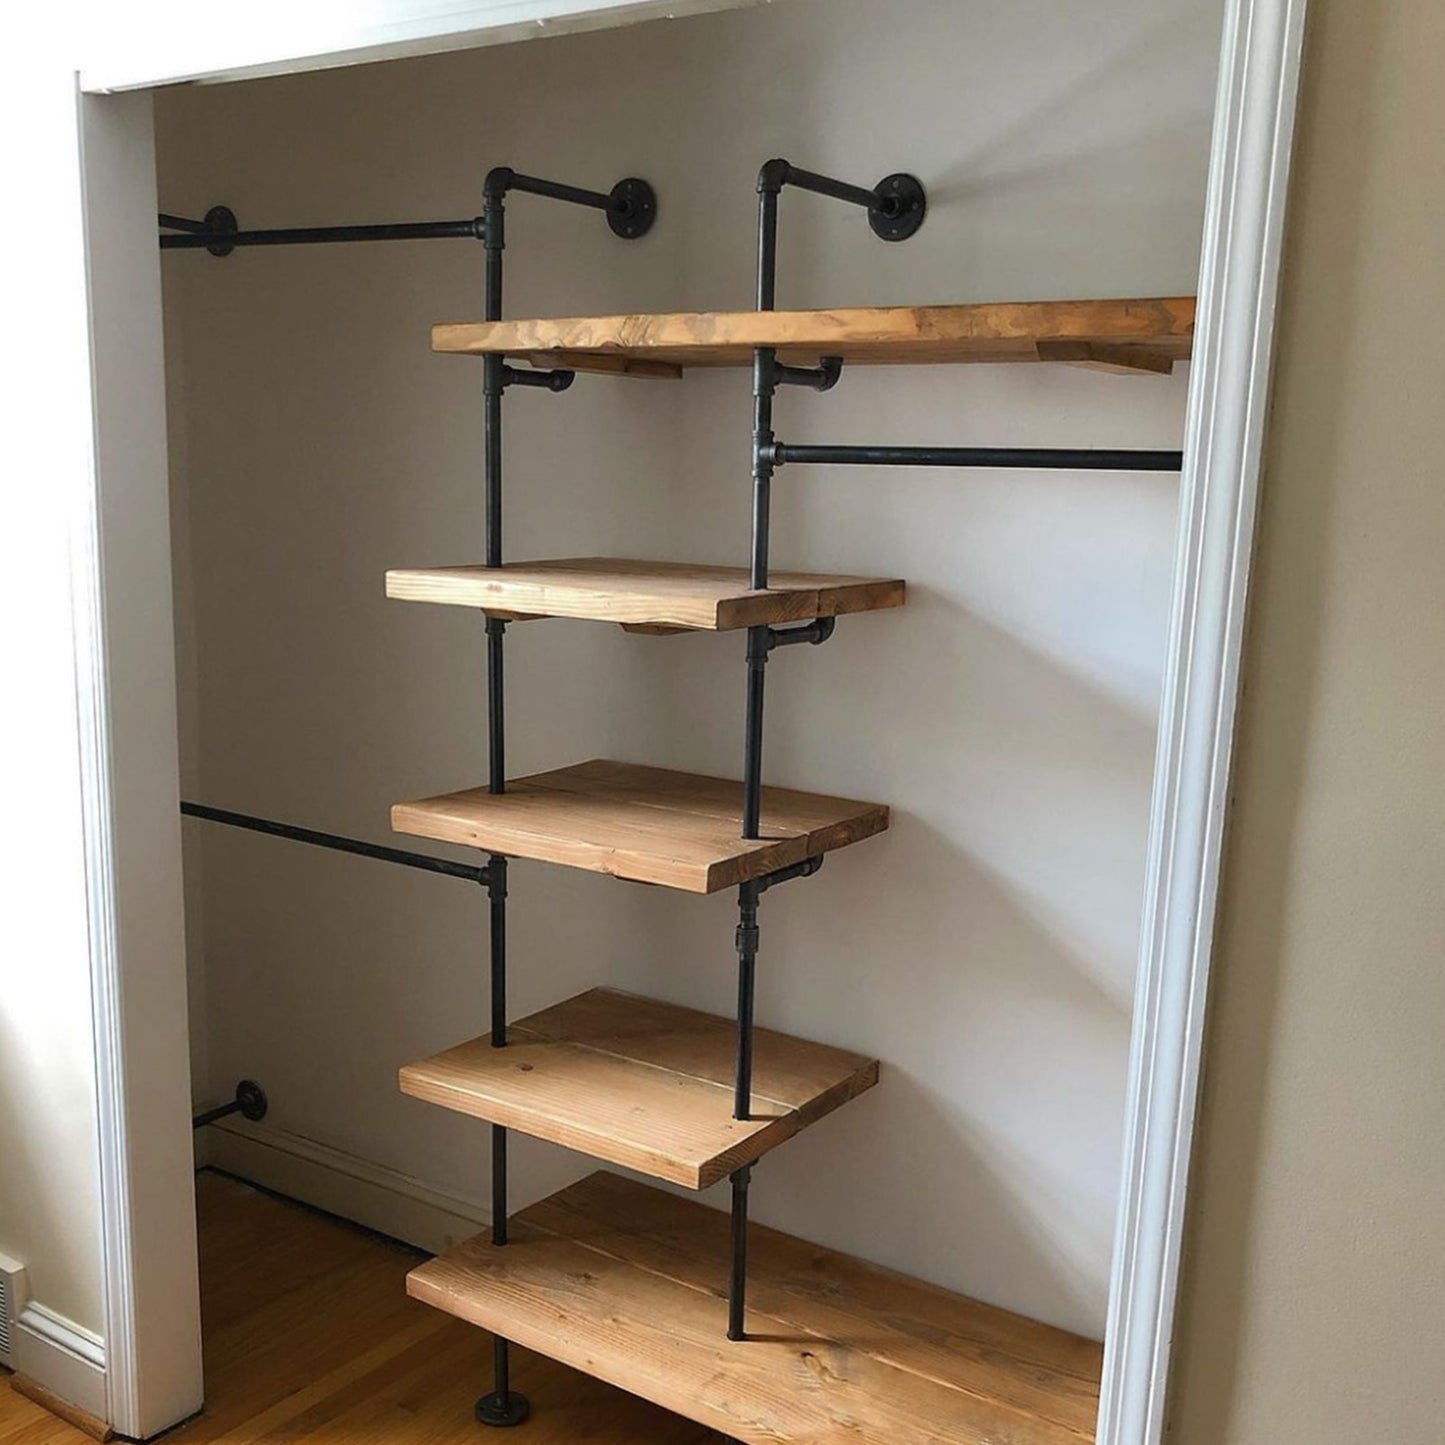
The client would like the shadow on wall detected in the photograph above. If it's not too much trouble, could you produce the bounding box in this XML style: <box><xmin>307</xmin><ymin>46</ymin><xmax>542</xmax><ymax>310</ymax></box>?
<box><xmin>640</xmin><ymin>574</ymin><xmax>1160</xmax><ymax>1331</ymax></box>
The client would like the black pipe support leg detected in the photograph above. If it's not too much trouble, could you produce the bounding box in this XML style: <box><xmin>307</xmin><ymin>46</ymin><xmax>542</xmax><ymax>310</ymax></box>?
<box><xmin>728</xmin><ymin>1165</ymin><xmax>753</xmax><ymax>1342</ymax></box>
<box><xmin>476</xmin><ymin>1330</ymin><xmax>531</xmax><ymax>1430</ymax></box>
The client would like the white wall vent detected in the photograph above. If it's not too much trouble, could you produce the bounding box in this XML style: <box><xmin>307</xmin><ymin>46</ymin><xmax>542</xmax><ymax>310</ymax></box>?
<box><xmin>0</xmin><ymin>1252</ymin><xmax>28</xmax><ymax>1368</ymax></box>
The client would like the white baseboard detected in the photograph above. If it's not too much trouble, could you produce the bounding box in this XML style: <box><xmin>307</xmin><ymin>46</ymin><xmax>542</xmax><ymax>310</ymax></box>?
<box><xmin>12</xmin><ymin>1301</ymin><xmax>108</xmax><ymax>1424</ymax></box>
<box><xmin>207</xmin><ymin>1120</ymin><xmax>490</xmax><ymax>1255</ymax></box>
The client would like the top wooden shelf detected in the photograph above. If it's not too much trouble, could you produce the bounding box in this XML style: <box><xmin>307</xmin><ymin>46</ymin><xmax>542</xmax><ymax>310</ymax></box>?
<box><xmin>431</xmin><ymin>297</ymin><xmax>1195</xmax><ymax>377</ymax></box>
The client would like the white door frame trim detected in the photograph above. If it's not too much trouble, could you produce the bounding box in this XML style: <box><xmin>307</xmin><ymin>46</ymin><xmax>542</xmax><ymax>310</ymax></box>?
<box><xmin>69</xmin><ymin>1</ymin><xmax>1309</xmax><ymax>1438</ymax></box>
<box><xmin>1099</xmin><ymin>1</ymin><xmax>1308</xmax><ymax>1442</ymax></box>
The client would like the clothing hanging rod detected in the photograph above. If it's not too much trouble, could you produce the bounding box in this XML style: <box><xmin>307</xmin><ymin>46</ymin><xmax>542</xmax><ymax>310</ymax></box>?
<box><xmin>160</xmin><ymin>212</ymin><xmax>482</xmax><ymax>250</ymax></box>
<box><xmin>180</xmin><ymin>800</ymin><xmax>494</xmax><ymax>885</ymax></box>
<box><xmin>766</xmin><ymin>442</ymin><xmax>1184</xmax><ymax>472</ymax></box>
<box><xmin>158</xmin><ymin>174</ymin><xmax>655</xmax><ymax>255</ymax></box>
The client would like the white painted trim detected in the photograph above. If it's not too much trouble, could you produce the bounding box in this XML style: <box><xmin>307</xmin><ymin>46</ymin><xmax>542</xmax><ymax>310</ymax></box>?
<box><xmin>12</xmin><ymin>1302</ymin><xmax>109</xmax><ymax>1423</ymax></box>
<box><xmin>206</xmin><ymin>1124</ymin><xmax>490</xmax><ymax>1255</ymax></box>
<box><xmin>1098</xmin><ymin>2</ymin><xmax>1309</xmax><ymax>1443</ymax></box>
<box><xmin>76</xmin><ymin>88</ymin><xmax>204</xmax><ymax>1440</ymax></box>
<box><xmin>80</xmin><ymin>0</ymin><xmax>765</xmax><ymax>93</ymax></box>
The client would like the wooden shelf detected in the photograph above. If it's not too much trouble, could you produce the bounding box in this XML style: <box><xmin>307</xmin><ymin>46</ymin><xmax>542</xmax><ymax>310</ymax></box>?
<box><xmin>399</xmin><ymin>988</ymin><xmax>877</xmax><ymax>1189</ymax></box>
<box><xmin>432</xmin><ymin>297</ymin><xmax>1195</xmax><ymax>377</ymax></box>
<box><xmin>409</xmin><ymin>1171</ymin><xmax>1104</xmax><ymax>1445</ymax></box>
<box><xmin>386</xmin><ymin>557</ymin><xmax>905</xmax><ymax>631</ymax></box>
<box><xmin>391</xmin><ymin>759</ymin><xmax>889</xmax><ymax>894</ymax></box>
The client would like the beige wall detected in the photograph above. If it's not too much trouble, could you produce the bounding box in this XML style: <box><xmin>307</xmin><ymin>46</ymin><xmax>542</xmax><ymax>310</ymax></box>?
<box><xmin>156</xmin><ymin>0</ymin><xmax>1218</xmax><ymax>1340</ymax></box>
<box><xmin>1168</xmin><ymin>3</ymin><xmax>1445</xmax><ymax>1442</ymax></box>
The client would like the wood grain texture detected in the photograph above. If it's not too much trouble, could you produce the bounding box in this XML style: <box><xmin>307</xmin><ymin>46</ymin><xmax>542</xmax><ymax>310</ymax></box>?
<box><xmin>409</xmin><ymin>1171</ymin><xmax>1104</xmax><ymax>1445</ymax></box>
<box><xmin>399</xmin><ymin>988</ymin><xmax>879</xmax><ymax>1189</ymax></box>
<box><xmin>432</xmin><ymin>298</ymin><xmax>1195</xmax><ymax>373</ymax></box>
<box><xmin>386</xmin><ymin>558</ymin><xmax>906</xmax><ymax>631</ymax></box>
<box><xmin>391</xmin><ymin>758</ymin><xmax>890</xmax><ymax>893</ymax></box>
<box><xmin>0</xmin><ymin>1173</ymin><xmax>719</xmax><ymax>1445</ymax></box>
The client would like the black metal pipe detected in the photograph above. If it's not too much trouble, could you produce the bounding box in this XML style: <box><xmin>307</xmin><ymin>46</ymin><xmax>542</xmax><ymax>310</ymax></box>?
<box><xmin>477</xmin><ymin>172</ymin><xmax>530</xmax><ymax>1434</ymax></box>
<box><xmin>733</xmin><ymin>881</ymin><xmax>762</xmax><ymax>1120</ymax></box>
<box><xmin>497</xmin><ymin>168</ymin><xmax>613</xmax><ymax>212</ymax></box>
<box><xmin>756</xmin><ymin>185</ymin><xmax>780</xmax><ymax>312</ymax></box>
<box><xmin>179</xmin><ymin>801</ymin><xmax>492</xmax><ymax>884</ymax></box>
<box><xmin>488</xmin><ymin>858</ymin><xmax>509</xmax><ymax>1050</ymax></box>
<box><xmin>486</xmin><ymin>619</ymin><xmax>507</xmax><ymax>792</ymax></box>
<box><xmin>742</xmin><ymin>626</ymin><xmax>769</xmax><ymax>841</ymax></box>
<box><xmin>768</xmin><ymin>442</ymin><xmax>1184</xmax><ymax>472</ymax></box>
<box><xmin>766</xmin><ymin>616</ymin><xmax>836</xmax><ymax>650</ymax></box>
<box><xmin>750</xmin><ymin>350</ymin><xmax>777</xmax><ymax>589</ymax></box>
<box><xmin>160</xmin><ymin>218</ymin><xmax>482</xmax><ymax>249</ymax></box>
<box><xmin>770</xmin><ymin>162</ymin><xmax>878</xmax><ymax>212</ymax></box>
<box><xmin>192</xmin><ymin>1079</ymin><xmax>267</xmax><ymax>1130</ymax></box>
<box><xmin>756</xmin><ymin>855</ymin><xmax>824</xmax><ymax>894</ymax></box>
<box><xmin>728</xmin><ymin>1166</ymin><xmax>753</xmax><ymax>1342</ymax></box>
<box><xmin>158</xmin><ymin>212</ymin><xmax>218</xmax><ymax>234</ymax></box>
<box><xmin>772</xmin><ymin>356</ymin><xmax>843</xmax><ymax>392</ymax></box>
<box><xmin>502</xmin><ymin>365</ymin><xmax>575</xmax><ymax>393</ymax></box>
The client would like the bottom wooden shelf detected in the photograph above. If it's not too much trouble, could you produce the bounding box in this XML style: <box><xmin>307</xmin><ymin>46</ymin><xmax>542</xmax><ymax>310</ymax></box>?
<box><xmin>408</xmin><ymin>1172</ymin><xmax>1103</xmax><ymax>1445</ymax></box>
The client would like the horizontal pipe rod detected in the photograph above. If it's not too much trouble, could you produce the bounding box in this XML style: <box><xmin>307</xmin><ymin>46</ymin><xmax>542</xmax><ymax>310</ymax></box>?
<box><xmin>769</xmin><ymin>443</ymin><xmax>1183</xmax><ymax>473</ymax></box>
<box><xmin>503</xmin><ymin>170</ymin><xmax>613</xmax><ymax>211</ymax></box>
<box><xmin>756</xmin><ymin>855</ymin><xmax>824</xmax><ymax>894</ymax></box>
<box><xmin>775</xmin><ymin>164</ymin><xmax>879</xmax><ymax>211</ymax></box>
<box><xmin>179</xmin><ymin>801</ymin><xmax>491</xmax><ymax>884</ymax></box>
<box><xmin>160</xmin><ymin>218</ymin><xmax>481</xmax><ymax>250</ymax></box>
<box><xmin>158</xmin><ymin>212</ymin><xmax>217</xmax><ymax>234</ymax></box>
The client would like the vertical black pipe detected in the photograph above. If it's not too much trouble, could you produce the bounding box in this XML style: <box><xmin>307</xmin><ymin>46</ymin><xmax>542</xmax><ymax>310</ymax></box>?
<box><xmin>477</xmin><ymin>173</ymin><xmax>528</xmax><ymax>1431</ymax></box>
<box><xmin>728</xmin><ymin>1165</ymin><xmax>753</xmax><ymax>1342</ymax></box>
<box><xmin>733</xmin><ymin>881</ymin><xmax>761</xmax><ymax>1119</ymax></box>
<box><xmin>755</xmin><ymin>175</ymin><xmax>779</xmax><ymax>311</ymax></box>
<box><xmin>742</xmin><ymin>171</ymin><xmax>782</xmax><ymax>842</ymax></box>
<box><xmin>742</xmin><ymin>628</ymin><xmax>769</xmax><ymax>840</ymax></box>
<box><xmin>750</xmin><ymin>349</ymin><xmax>776</xmax><ymax>591</ymax></box>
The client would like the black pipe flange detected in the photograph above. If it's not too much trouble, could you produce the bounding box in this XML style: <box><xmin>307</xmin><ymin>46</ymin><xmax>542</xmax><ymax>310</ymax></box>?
<box><xmin>607</xmin><ymin>177</ymin><xmax>657</xmax><ymax>239</ymax></box>
<box><xmin>868</xmin><ymin>173</ymin><xmax>927</xmax><ymax>241</ymax></box>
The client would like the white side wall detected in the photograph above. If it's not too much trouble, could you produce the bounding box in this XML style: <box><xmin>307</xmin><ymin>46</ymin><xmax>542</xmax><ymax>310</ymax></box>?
<box><xmin>159</xmin><ymin>0</ymin><xmax>1221</xmax><ymax>1338</ymax></box>
<box><xmin>0</xmin><ymin>45</ymin><xmax>107</xmax><ymax>1347</ymax></box>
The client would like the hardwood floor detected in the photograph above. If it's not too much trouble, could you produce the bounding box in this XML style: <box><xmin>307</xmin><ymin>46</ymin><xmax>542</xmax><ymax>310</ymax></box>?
<box><xmin>1</xmin><ymin>1171</ymin><xmax>721</xmax><ymax>1444</ymax></box>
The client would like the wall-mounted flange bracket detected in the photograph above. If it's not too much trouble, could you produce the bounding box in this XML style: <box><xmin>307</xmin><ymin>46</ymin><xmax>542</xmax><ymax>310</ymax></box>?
<box><xmin>191</xmin><ymin>1078</ymin><xmax>268</xmax><ymax>1130</ymax></box>
<box><xmin>869</xmin><ymin>173</ymin><xmax>927</xmax><ymax>241</ymax></box>
<box><xmin>607</xmin><ymin>177</ymin><xmax>658</xmax><ymax>239</ymax></box>
<box><xmin>201</xmin><ymin>205</ymin><xmax>239</xmax><ymax>256</ymax></box>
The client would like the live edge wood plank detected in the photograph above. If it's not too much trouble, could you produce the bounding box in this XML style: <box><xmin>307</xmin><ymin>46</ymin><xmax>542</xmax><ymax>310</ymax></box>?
<box><xmin>432</xmin><ymin>297</ymin><xmax>1195</xmax><ymax>375</ymax></box>
<box><xmin>391</xmin><ymin>759</ymin><xmax>890</xmax><ymax>893</ymax></box>
<box><xmin>400</xmin><ymin>988</ymin><xmax>878</xmax><ymax>1189</ymax></box>
<box><xmin>386</xmin><ymin>558</ymin><xmax>906</xmax><ymax>631</ymax></box>
<box><xmin>408</xmin><ymin>1171</ymin><xmax>1103</xmax><ymax>1445</ymax></box>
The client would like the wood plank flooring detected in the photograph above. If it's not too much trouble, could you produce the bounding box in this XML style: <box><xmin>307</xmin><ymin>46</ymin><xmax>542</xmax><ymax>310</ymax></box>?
<box><xmin>0</xmin><ymin>1172</ymin><xmax>721</xmax><ymax>1445</ymax></box>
